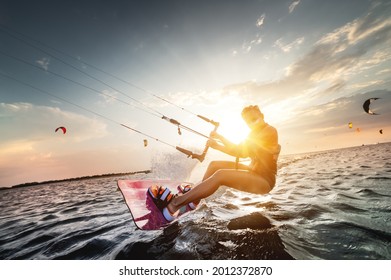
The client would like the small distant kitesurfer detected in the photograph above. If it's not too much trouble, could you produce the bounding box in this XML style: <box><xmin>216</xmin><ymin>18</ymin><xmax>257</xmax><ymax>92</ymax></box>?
<box><xmin>148</xmin><ymin>105</ymin><xmax>281</xmax><ymax>221</ymax></box>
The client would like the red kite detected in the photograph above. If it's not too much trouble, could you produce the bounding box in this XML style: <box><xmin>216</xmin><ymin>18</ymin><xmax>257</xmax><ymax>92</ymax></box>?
<box><xmin>55</xmin><ymin>126</ymin><xmax>66</xmax><ymax>134</ymax></box>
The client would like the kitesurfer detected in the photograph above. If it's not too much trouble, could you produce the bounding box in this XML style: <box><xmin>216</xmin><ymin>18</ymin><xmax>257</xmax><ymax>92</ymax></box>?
<box><xmin>148</xmin><ymin>105</ymin><xmax>281</xmax><ymax>221</ymax></box>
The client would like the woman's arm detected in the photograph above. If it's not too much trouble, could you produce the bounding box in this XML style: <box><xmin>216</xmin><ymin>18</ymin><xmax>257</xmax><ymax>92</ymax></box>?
<box><xmin>208</xmin><ymin>132</ymin><xmax>245</xmax><ymax>157</ymax></box>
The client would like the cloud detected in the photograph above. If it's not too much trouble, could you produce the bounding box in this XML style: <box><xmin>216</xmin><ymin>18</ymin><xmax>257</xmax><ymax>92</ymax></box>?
<box><xmin>274</xmin><ymin>37</ymin><xmax>304</xmax><ymax>53</ymax></box>
<box><xmin>241</xmin><ymin>34</ymin><xmax>262</xmax><ymax>53</ymax></box>
<box><xmin>238</xmin><ymin>13</ymin><xmax>265</xmax><ymax>54</ymax></box>
<box><xmin>36</xmin><ymin>57</ymin><xmax>50</xmax><ymax>71</ymax></box>
<box><xmin>99</xmin><ymin>89</ymin><xmax>120</xmax><ymax>105</ymax></box>
<box><xmin>316</xmin><ymin>16</ymin><xmax>391</xmax><ymax>54</ymax></box>
<box><xmin>235</xmin><ymin>15</ymin><xmax>264</xmax><ymax>55</ymax></box>
<box><xmin>376</xmin><ymin>68</ymin><xmax>391</xmax><ymax>75</ymax></box>
<box><xmin>289</xmin><ymin>0</ymin><xmax>301</xmax><ymax>14</ymax></box>
<box><xmin>233</xmin><ymin>13</ymin><xmax>266</xmax><ymax>55</ymax></box>
<box><xmin>256</xmin><ymin>14</ymin><xmax>265</xmax><ymax>28</ymax></box>
<box><xmin>348</xmin><ymin>79</ymin><xmax>385</xmax><ymax>90</ymax></box>
<box><xmin>222</xmin><ymin>2</ymin><xmax>391</xmax><ymax>106</ymax></box>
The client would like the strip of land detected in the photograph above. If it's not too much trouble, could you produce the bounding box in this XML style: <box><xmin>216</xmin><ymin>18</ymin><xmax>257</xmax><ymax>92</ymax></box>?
<box><xmin>0</xmin><ymin>170</ymin><xmax>151</xmax><ymax>190</ymax></box>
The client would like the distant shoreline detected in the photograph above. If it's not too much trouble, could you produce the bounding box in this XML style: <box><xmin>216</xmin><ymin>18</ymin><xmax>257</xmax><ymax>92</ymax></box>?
<box><xmin>0</xmin><ymin>170</ymin><xmax>151</xmax><ymax>190</ymax></box>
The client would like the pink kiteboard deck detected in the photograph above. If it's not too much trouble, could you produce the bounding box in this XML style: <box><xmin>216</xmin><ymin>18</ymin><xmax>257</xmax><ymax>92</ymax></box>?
<box><xmin>117</xmin><ymin>179</ymin><xmax>194</xmax><ymax>230</ymax></box>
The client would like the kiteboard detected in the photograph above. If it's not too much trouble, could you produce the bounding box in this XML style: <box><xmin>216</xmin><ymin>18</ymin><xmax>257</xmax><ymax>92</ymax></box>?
<box><xmin>117</xmin><ymin>179</ymin><xmax>195</xmax><ymax>230</ymax></box>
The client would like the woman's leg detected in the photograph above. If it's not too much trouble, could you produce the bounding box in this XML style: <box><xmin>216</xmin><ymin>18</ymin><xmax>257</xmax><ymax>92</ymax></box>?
<box><xmin>202</xmin><ymin>161</ymin><xmax>251</xmax><ymax>181</ymax></box>
<box><xmin>168</xmin><ymin>168</ymin><xmax>272</xmax><ymax>213</ymax></box>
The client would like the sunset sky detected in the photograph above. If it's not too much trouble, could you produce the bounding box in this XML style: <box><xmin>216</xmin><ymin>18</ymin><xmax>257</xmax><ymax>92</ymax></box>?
<box><xmin>1</xmin><ymin>0</ymin><xmax>390</xmax><ymax>187</ymax></box>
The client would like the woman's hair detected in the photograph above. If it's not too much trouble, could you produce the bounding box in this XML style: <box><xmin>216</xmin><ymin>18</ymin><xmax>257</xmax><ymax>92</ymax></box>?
<box><xmin>241</xmin><ymin>105</ymin><xmax>264</xmax><ymax>119</ymax></box>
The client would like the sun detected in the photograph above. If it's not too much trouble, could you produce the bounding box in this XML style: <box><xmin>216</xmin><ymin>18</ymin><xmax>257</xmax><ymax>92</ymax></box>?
<box><xmin>217</xmin><ymin>114</ymin><xmax>250</xmax><ymax>144</ymax></box>
<box><xmin>214</xmin><ymin>101</ymin><xmax>292</xmax><ymax>145</ymax></box>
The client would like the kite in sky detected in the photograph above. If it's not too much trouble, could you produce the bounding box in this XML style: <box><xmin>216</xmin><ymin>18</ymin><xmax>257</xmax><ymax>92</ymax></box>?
<box><xmin>363</xmin><ymin>98</ymin><xmax>380</xmax><ymax>115</ymax></box>
<box><xmin>55</xmin><ymin>126</ymin><xmax>66</xmax><ymax>134</ymax></box>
